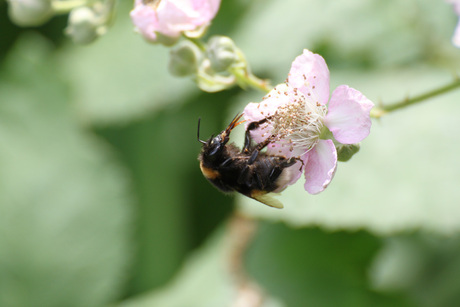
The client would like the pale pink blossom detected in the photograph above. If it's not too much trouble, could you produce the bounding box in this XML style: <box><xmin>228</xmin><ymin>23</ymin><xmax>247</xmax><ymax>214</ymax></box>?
<box><xmin>130</xmin><ymin>0</ymin><xmax>221</xmax><ymax>44</ymax></box>
<box><xmin>244</xmin><ymin>49</ymin><xmax>374</xmax><ymax>194</ymax></box>
<box><xmin>448</xmin><ymin>0</ymin><xmax>460</xmax><ymax>47</ymax></box>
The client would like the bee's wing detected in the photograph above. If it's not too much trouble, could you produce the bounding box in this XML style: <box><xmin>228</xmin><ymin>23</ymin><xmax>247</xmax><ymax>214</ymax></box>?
<box><xmin>250</xmin><ymin>191</ymin><xmax>284</xmax><ymax>209</ymax></box>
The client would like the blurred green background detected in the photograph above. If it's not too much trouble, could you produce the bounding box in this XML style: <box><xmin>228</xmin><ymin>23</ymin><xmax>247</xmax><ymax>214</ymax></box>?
<box><xmin>1</xmin><ymin>0</ymin><xmax>460</xmax><ymax>306</ymax></box>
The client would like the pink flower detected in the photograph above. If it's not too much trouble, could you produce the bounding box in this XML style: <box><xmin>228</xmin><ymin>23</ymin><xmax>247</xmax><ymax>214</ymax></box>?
<box><xmin>130</xmin><ymin>0</ymin><xmax>221</xmax><ymax>45</ymax></box>
<box><xmin>448</xmin><ymin>0</ymin><xmax>460</xmax><ymax>47</ymax></box>
<box><xmin>243</xmin><ymin>49</ymin><xmax>374</xmax><ymax>194</ymax></box>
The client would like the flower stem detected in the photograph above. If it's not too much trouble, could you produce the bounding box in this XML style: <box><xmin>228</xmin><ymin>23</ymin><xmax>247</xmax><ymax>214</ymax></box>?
<box><xmin>184</xmin><ymin>35</ymin><xmax>271</xmax><ymax>93</ymax></box>
<box><xmin>185</xmin><ymin>36</ymin><xmax>206</xmax><ymax>52</ymax></box>
<box><xmin>227</xmin><ymin>212</ymin><xmax>265</xmax><ymax>305</ymax></box>
<box><xmin>371</xmin><ymin>76</ymin><xmax>460</xmax><ymax>118</ymax></box>
<box><xmin>52</xmin><ymin>0</ymin><xmax>89</xmax><ymax>14</ymax></box>
<box><xmin>230</xmin><ymin>67</ymin><xmax>272</xmax><ymax>93</ymax></box>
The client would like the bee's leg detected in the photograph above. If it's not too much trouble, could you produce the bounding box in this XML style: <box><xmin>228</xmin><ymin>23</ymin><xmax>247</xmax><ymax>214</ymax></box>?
<box><xmin>268</xmin><ymin>156</ymin><xmax>303</xmax><ymax>182</ymax></box>
<box><xmin>248</xmin><ymin>150</ymin><xmax>259</xmax><ymax>165</ymax></box>
<box><xmin>248</xmin><ymin>135</ymin><xmax>275</xmax><ymax>164</ymax></box>
<box><xmin>283</xmin><ymin>156</ymin><xmax>305</xmax><ymax>171</ymax></box>
<box><xmin>285</xmin><ymin>156</ymin><xmax>304</xmax><ymax>171</ymax></box>
<box><xmin>243</xmin><ymin>116</ymin><xmax>272</xmax><ymax>153</ymax></box>
<box><xmin>296</xmin><ymin>156</ymin><xmax>305</xmax><ymax>171</ymax></box>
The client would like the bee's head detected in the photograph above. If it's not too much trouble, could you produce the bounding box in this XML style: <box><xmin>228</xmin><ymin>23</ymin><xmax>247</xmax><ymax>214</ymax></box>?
<box><xmin>198</xmin><ymin>113</ymin><xmax>245</xmax><ymax>158</ymax></box>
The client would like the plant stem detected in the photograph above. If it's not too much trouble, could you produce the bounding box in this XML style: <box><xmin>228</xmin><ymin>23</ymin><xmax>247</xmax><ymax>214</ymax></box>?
<box><xmin>230</xmin><ymin>68</ymin><xmax>272</xmax><ymax>93</ymax></box>
<box><xmin>371</xmin><ymin>76</ymin><xmax>460</xmax><ymax>118</ymax></box>
<box><xmin>227</xmin><ymin>212</ymin><xmax>265</xmax><ymax>307</ymax></box>
<box><xmin>185</xmin><ymin>36</ymin><xmax>206</xmax><ymax>52</ymax></box>
<box><xmin>184</xmin><ymin>36</ymin><xmax>271</xmax><ymax>93</ymax></box>
<box><xmin>52</xmin><ymin>0</ymin><xmax>89</xmax><ymax>14</ymax></box>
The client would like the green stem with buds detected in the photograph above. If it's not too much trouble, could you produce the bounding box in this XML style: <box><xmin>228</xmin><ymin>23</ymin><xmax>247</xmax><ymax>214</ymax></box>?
<box><xmin>371</xmin><ymin>76</ymin><xmax>460</xmax><ymax>118</ymax></box>
<box><xmin>185</xmin><ymin>35</ymin><xmax>271</xmax><ymax>93</ymax></box>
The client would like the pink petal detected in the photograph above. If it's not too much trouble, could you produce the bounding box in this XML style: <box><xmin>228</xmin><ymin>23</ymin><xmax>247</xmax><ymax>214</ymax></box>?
<box><xmin>303</xmin><ymin>139</ymin><xmax>337</xmax><ymax>194</ymax></box>
<box><xmin>130</xmin><ymin>0</ymin><xmax>221</xmax><ymax>42</ymax></box>
<box><xmin>243</xmin><ymin>102</ymin><xmax>265</xmax><ymax>123</ymax></box>
<box><xmin>157</xmin><ymin>1</ymin><xmax>196</xmax><ymax>35</ymax></box>
<box><xmin>287</xmin><ymin>49</ymin><xmax>330</xmax><ymax>105</ymax></box>
<box><xmin>130</xmin><ymin>0</ymin><xmax>160</xmax><ymax>41</ymax></box>
<box><xmin>245</xmin><ymin>84</ymin><xmax>291</xmax><ymax>119</ymax></box>
<box><xmin>447</xmin><ymin>1</ymin><xmax>460</xmax><ymax>47</ymax></box>
<box><xmin>453</xmin><ymin>19</ymin><xmax>460</xmax><ymax>48</ymax></box>
<box><xmin>162</xmin><ymin>0</ymin><xmax>220</xmax><ymax>28</ymax></box>
<box><xmin>448</xmin><ymin>0</ymin><xmax>460</xmax><ymax>15</ymax></box>
<box><xmin>190</xmin><ymin>0</ymin><xmax>221</xmax><ymax>24</ymax></box>
<box><xmin>273</xmin><ymin>160</ymin><xmax>304</xmax><ymax>193</ymax></box>
<box><xmin>243</xmin><ymin>84</ymin><xmax>291</xmax><ymax>145</ymax></box>
<box><xmin>324</xmin><ymin>85</ymin><xmax>374</xmax><ymax>144</ymax></box>
<box><xmin>243</xmin><ymin>102</ymin><xmax>270</xmax><ymax>145</ymax></box>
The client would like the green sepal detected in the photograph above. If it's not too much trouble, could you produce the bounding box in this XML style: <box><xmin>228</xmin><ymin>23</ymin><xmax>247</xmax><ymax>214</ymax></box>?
<box><xmin>336</xmin><ymin>143</ymin><xmax>360</xmax><ymax>162</ymax></box>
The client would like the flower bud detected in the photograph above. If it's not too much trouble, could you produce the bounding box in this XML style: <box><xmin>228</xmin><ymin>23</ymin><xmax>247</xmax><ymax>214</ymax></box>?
<box><xmin>336</xmin><ymin>143</ymin><xmax>360</xmax><ymax>162</ymax></box>
<box><xmin>195</xmin><ymin>59</ymin><xmax>236</xmax><ymax>92</ymax></box>
<box><xmin>65</xmin><ymin>7</ymin><xmax>103</xmax><ymax>44</ymax></box>
<box><xmin>7</xmin><ymin>0</ymin><xmax>53</xmax><ymax>26</ymax></box>
<box><xmin>168</xmin><ymin>40</ymin><xmax>202</xmax><ymax>77</ymax></box>
<box><xmin>206</xmin><ymin>36</ymin><xmax>239</xmax><ymax>72</ymax></box>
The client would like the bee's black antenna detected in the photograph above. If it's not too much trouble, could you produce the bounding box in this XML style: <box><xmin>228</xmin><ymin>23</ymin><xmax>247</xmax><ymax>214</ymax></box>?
<box><xmin>197</xmin><ymin>118</ymin><xmax>206</xmax><ymax>144</ymax></box>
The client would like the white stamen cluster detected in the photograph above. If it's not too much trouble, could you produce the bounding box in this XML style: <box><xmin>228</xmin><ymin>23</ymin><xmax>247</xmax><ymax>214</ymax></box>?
<box><xmin>256</xmin><ymin>81</ymin><xmax>326</xmax><ymax>154</ymax></box>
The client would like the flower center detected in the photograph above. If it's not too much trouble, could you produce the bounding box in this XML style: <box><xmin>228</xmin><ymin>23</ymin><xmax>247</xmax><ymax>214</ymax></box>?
<box><xmin>267</xmin><ymin>86</ymin><xmax>326</xmax><ymax>154</ymax></box>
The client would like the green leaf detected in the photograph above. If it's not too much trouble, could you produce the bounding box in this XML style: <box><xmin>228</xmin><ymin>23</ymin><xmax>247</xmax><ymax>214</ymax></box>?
<box><xmin>246</xmin><ymin>222</ymin><xmax>415</xmax><ymax>307</ymax></box>
<box><xmin>55</xmin><ymin>1</ymin><xmax>198</xmax><ymax>125</ymax></box>
<box><xmin>233</xmin><ymin>0</ymin><xmax>457</xmax><ymax>74</ymax></box>
<box><xmin>119</xmin><ymin>221</ymin><xmax>285</xmax><ymax>307</ymax></box>
<box><xmin>0</xmin><ymin>34</ymin><xmax>132</xmax><ymax>307</ymax></box>
<box><xmin>370</xmin><ymin>234</ymin><xmax>460</xmax><ymax>307</ymax></box>
<box><xmin>119</xmin><ymin>226</ymin><xmax>235</xmax><ymax>307</ymax></box>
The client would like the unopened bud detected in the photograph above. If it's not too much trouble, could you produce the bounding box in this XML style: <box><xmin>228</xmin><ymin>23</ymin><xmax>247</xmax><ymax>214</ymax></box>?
<box><xmin>168</xmin><ymin>40</ymin><xmax>202</xmax><ymax>77</ymax></box>
<box><xmin>195</xmin><ymin>59</ymin><xmax>236</xmax><ymax>92</ymax></box>
<box><xmin>206</xmin><ymin>36</ymin><xmax>239</xmax><ymax>72</ymax></box>
<box><xmin>65</xmin><ymin>7</ymin><xmax>104</xmax><ymax>44</ymax></box>
<box><xmin>7</xmin><ymin>0</ymin><xmax>53</xmax><ymax>26</ymax></box>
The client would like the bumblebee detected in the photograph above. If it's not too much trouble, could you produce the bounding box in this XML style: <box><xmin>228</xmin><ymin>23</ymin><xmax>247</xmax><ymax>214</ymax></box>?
<box><xmin>197</xmin><ymin>113</ymin><xmax>299</xmax><ymax>209</ymax></box>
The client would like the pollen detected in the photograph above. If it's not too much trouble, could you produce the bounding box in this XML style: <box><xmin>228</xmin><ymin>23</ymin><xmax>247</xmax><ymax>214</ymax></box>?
<box><xmin>265</xmin><ymin>88</ymin><xmax>326</xmax><ymax>154</ymax></box>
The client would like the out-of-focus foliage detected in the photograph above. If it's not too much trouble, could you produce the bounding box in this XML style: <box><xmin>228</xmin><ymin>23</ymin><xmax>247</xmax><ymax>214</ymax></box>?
<box><xmin>0</xmin><ymin>35</ymin><xmax>132</xmax><ymax>306</ymax></box>
<box><xmin>370</xmin><ymin>234</ymin><xmax>460</xmax><ymax>307</ymax></box>
<box><xmin>119</xmin><ymin>226</ymin><xmax>237</xmax><ymax>307</ymax></box>
<box><xmin>1</xmin><ymin>0</ymin><xmax>460</xmax><ymax>306</ymax></box>
<box><xmin>120</xmin><ymin>223</ymin><xmax>286</xmax><ymax>307</ymax></box>
<box><xmin>56</xmin><ymin>11</ymin><xmax>198</xmax><ymax>125</ymax></box>
<box><xmin>246</xmin><ymin>223</ymin><xmax>414</xmax><ymax>307</ymax></box>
